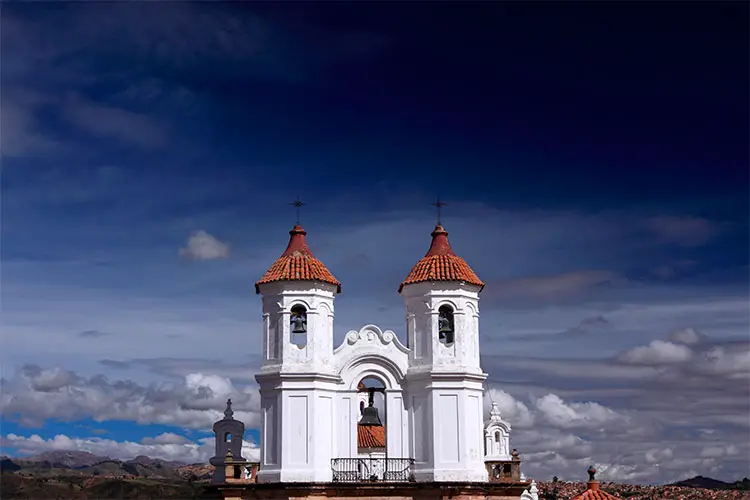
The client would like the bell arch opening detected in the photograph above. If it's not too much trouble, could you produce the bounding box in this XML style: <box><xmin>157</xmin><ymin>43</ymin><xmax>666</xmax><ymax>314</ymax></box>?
<box><xmin>290</xmin><ymin>304</ymin><xmax>308</xmax><ymax>348</ymax></box>
<box><xmin>438</xmin><ymin>304</ymin><xmax>455</xmax><ymax>346</ymax></box>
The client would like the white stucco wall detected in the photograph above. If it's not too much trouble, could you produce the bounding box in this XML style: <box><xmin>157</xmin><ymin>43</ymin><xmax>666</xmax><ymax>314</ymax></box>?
<box><xmin>255</xmin><ymin>278</ymin><xmax>492</xmax><ymax>484</ymax></box>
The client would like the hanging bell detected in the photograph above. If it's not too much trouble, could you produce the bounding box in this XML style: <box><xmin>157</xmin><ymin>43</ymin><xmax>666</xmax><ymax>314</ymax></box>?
<box><xmin>439</xmin><ymin>315</ymin><xmax>453</xmax><ymax>334</ymax></box>
<box><xmin>291</xmin><ymin>314</ymin><xmax>307</xmax><ymax>333</ymax></box>
<box><xmin>359</xmin><ymin>405</ymin><xmax>382</xmax><ymax>426</ymax></box>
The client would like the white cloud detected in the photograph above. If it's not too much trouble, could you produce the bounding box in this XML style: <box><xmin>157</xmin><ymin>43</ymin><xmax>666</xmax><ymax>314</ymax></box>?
<box><xmin>644</xmin><ymin>447</ymin><xmax>673</xmax><ymax>465</ymax></box>
<box><xmin>2</xmin><ymin>432</ymin><xmax>259</xmax><ymax>464</ymax></box>
<box><xmin>700</xmin><ymin>345</ymin><xmax>750</xmax><ymax>379</ymax></box>
<box><xmin>534</xmin><ymin>394</ymin><xmax>627</xmax><ymax>430</ymax></box>
<box><xmin>484</xmin><ymin>387</ymin><xmax>534</xmax><ymax>428</ymax></box>
<box><xmin>179</xmin><ymin>230</ymin><xmax>230</xmax><ymax>261</ymax></box>
<box><xmin>141</xmin><ymin>432</ymin><xmax>190</xmax><ymax>445</ymax></box>
<box><xmin>667</xmin><ymin>327</ymin><xmax>706</xmax><ymax>346</ymax></box>
<box><xmin>618</xmin><ymin>340</ymin><xmax>693</xmax><ymax>365</ymax></box>
<box><xmin>700</xmin><ymin>444</ymin><xmax>739</xmax><ymax>458</ymax></box>
<box><xmin>0</xmin><ymin>366</ymin><xmax>259</xmax><ymax>430</ymax></box>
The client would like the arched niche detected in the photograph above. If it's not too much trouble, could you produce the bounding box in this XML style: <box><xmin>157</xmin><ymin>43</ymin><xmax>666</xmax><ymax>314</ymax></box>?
<box><xmin>339</xmin><ymin>355</ymin><xmax>404</xmax><ymax>392</ymax></box>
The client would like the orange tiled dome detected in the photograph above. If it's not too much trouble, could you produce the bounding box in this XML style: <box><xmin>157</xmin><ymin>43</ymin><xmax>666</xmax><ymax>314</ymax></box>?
<box><xmin>572</xmin><ymin>467</ymin><xmax>622</xmax><ymax>500</ymax></box>
<box><xmin>399</xmin><ymin>225</ymin><xmax>484</xmax><ymax>292</ymax></box>
<box><xmin>572</xmin><ymin>488</ymin><xmax>622</xmax><ymax>500</ymax></box>
<box><xmin>255</xmin><ymin>224</ymin><xmax>341</xmax><ymax>294</ymax></box>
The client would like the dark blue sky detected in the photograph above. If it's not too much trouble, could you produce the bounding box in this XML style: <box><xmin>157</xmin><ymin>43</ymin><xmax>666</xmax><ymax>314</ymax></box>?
<box><xmin>2</xmin><ymin>1</ymin><xmax>748</xmax><ymax>483</ymax></box>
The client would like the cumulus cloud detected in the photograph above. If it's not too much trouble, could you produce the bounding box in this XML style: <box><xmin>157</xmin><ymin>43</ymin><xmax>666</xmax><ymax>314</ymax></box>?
<box><xmin>618</xmin><ymin>340</ymin><xmax>693</xmax><ymax>365</ymax></box>
<box><xmin>667</xmin><ymin>327</ymin><xmax>706</xmax><ymax>346</ymax></box>
<box><xmin>484</xmin><ymin>388</ymin><xmax>534</xmax><ymax>428</ymax></box>
<box><xmin>644</xmin><ymin>447</ymin><xmax>673</xmax><ymax>465</ymax></box>
<box><xmin>479</xmin><ymin>330</ymin><xmax>750</xmax><ymax>483</ymax></box>
<box><xmin>534</xmin><ymin>394</ymin><xmax>627</xmax><ymax>430</ymax></box>
<box><xmin>699</xmin><ymin>344</ymin><xmax>750</xmax><ymax>379</ymax></box>
<box><xmin>0</xmin><ymin>366</ymin><xmax>259</xmax><ymax>429</ymax></box>
<box><xmin>2</xmin><ymin>432</ymin><xmax>259</xmax><ymax>464</ymax></box>
<box><xmin>178</xmin><ymin>230</ymin><xmax>230</xmax><ymax>261</ymax></box>
<box><xmin>140</xmin><ymin>432</ymin><xmax>191</xmax><ymax>445</ymax></box>
<box><xmin>700</xmin><ymin>444</ymin><xmax>739</xmax><ymax>459</ymax></box>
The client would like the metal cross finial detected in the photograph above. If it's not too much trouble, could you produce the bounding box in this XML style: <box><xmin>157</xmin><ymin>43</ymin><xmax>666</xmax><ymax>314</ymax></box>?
<box><xmin>432</xmin><ymin>196</ymin><xmax>448</xmax><ymax>226</ymax></box>
<box><xmin>288</xmin><ymin>195</ymin><xmax>306</xmax><ymax>225</ymax></box>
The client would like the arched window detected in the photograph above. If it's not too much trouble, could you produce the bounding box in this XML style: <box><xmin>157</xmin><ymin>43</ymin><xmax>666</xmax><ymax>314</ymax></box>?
<box><xmin>224</xmin><ymin>432</ymin><xmax>232</xmax><ymax>443</ymax></box>
<box><xmin>495</xmin><ymin>431</ymin><xmax>501</xmax><ymax>442</ymax></box>
<box><xmin>492</xmin><ymin>464</ymin><xmax>501</xmax><ymax>479</ymax></box>
<box><xmin>438</xmin><ymin>305</ymin><xmax>455</xmax><ymax>345</ymax></box>
<box><xmin>503</xmin><ymin>463</ymin><xmax>512</xmax><ymax>477</ymax></box>
<box><xmin>290</xmin><ymin>305</ymin><xmax>308</xmax><ymax>347</ymax></box>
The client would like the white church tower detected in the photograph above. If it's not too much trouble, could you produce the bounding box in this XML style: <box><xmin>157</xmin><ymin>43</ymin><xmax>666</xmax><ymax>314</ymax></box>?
<box><xmin>400</xmin><ymin>223</ymin><xmax>488</xmax><ymax>482</ymax></box>
<box><xmin>254</xmin><ymin>223</ymin><xmax>342</xmax><ymax>483</ymax></box>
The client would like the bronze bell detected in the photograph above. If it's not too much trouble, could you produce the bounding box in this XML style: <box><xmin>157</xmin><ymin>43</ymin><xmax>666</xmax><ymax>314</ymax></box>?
<box><xmin>438</xmin><ymin>314</ymin><xmax>453</xmax><ymax>334</ymax></box>
<box><xmin>291</xmin><ymin>314</ymin><xmax>307</xmax><ymax>333</ymax></box>
<box><xmin>359</xmin><ymin>404</ymin><xmax>382</xmax><ymax>426</ymax></box>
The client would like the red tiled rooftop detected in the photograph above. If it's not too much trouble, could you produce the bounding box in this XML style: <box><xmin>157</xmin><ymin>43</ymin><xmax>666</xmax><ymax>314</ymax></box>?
<box><xmin>572</xmin><ymin>482</ymin><xmax>622</xmax><ymax>500</ymax></box>
<box><xmin>357</xmin><ymin>425</ymin><xmax>386</xmax><ymax>449</ymax></box>
<box><xmin>399</xmin><ymin>225</ymin><xmax>484</xmax><ymax>292</ymax></box>
<box><xmin>255</xmin><ymin>224</ymin><xmax>341</xmax><ymax>294</ymax></box>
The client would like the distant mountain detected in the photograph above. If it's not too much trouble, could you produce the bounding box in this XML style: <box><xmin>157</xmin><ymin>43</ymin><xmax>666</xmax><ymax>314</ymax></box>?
<box><xmin>25</xmin><ymin>450</ymin><xmax>109</xmax><ymax>468</ymax></box>
<box><xmin>671</xmin><ymin>475</ymin><xmax>732</xmax><ymax>489</ymax></box>
<box><xmin>127</xmin><ymin>454</ymin><xmax>186</xmax><ymax>469</ymax></box>
<box><xmin>0</xmin><ymin>457</ymin><xmax>22</xmax><ymax>472</ymax></box>
<box><xmin>2</xmin><ymin>452</ymin><xmax>213</xmax><ymax>481</ymax></box>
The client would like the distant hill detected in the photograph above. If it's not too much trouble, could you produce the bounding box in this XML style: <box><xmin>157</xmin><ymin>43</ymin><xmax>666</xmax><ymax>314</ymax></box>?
<box><xmin>1</xmin><ymin>452</ymin><xmax>215</xmax><ymax>481</ymax></box>
<box><xmin>672</xmin><ymin>475</ymin><xmax>734</xmax><ymax>490</ymax></box>
<box><xmin>26</xmin><ymin>450</ymin><xmax>106</xmax><ymax>468</ymax></box>
<box><xmin>0</xmin><ymin>473</ymin><xmax>223</xmax><ymax>499</ymax></box>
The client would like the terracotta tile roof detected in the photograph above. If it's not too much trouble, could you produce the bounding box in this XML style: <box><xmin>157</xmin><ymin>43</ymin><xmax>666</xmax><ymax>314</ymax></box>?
<box><xmin>571</xmin><ymin>482</ymin><xmax>622</xmax><ymax>500</ymax></box>
<box><xmin>399</xmin><ymin>225</ymin><xmax>484</xmax><ymax>292</ymax></box>
<box><xmin>255</xmin><ymin>225</ymin><xmax>341</xmax><ymax>294</ymax></box>
<box><xmin>357</xmin><ymin>425</ymin><xmax>386</xmax><ymax>449</ymax></box>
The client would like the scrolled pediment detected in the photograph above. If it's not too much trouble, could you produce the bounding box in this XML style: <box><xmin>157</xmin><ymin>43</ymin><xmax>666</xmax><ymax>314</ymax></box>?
<box><xmin>333</xmin><ymin>324</ymin><xmax>410</xmax><ymax>374</ymax></box>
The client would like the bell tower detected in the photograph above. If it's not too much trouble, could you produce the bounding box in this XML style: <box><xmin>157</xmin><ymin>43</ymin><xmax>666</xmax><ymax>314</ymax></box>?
<box><xmin>255</xmin><ymin>222</ymin><xmax>342</xmax><ymax>483</ymax></box>
<box><xmin>400</xmin><ymin>223</ymin><xmax>488</xmax><ymax>482</ymax></box>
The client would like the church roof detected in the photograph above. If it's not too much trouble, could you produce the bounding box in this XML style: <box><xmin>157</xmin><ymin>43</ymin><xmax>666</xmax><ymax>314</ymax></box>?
<box><xmin>571</xmin><ymin>486</ymin><xmax>621</xmax><ymax>500</ymax></box>
<box><xmin>571</xmin><ymin>467</ymin><xmax>622</xmax><ymax>500</ymax></box>
<box><xmin>357</xmin><ymin>424</ymin><xmax>386</xmax><ymax>449</ymax></box>
<box><xmin>255</xmin><ymin>224</ymin><xmax>341</xmax><ymax>294</ymax></box>
<box><xmin>399</xmin><ymin>225</ymin><xmax>484</xmax><ymax>292</ymax></box>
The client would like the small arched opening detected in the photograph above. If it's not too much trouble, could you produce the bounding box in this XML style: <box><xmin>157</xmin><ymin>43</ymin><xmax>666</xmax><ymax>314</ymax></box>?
<box><xmin>290</xmin><ymin>305</ymin><xmax>308</xmax><ymax>348</ymax></box>
<box><xmin>355</xmin><ymin>375</ymin><xmax>387</xmax><ymax>480</ymax></box>
<box><xmin>503</xmin><ymin>463</ymin><xmax>512</xmax><ymax>477</ymax></box>
<box><xmin>224</xmin><ymin>432</ymin><xmax>232</xmax><ymax>443</ymax></box>
<box><xmin>438</xmin><ymin>305</ymin><xmax>455</xmax><ymax>345</ymax></box>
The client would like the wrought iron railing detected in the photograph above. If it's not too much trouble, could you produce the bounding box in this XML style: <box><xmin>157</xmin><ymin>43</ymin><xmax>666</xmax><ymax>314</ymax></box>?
<box><xmin>331</xmin><ymin>457</ymin><xmax>415</xmax><ymax>482</ymax></box>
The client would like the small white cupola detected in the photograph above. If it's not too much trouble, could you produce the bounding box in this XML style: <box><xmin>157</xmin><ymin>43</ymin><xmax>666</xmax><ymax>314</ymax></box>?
<box><xmin>209</xmin><ymin>398</ymin><xmax>246</xmax><ymax>484</ymax></box>
<box><xmin>484</xmin><ymin>402</ymin><xmax>512</xmax><ymax>460</ymax></box>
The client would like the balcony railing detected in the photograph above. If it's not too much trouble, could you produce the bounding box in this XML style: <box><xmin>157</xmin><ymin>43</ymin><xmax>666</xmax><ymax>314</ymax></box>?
<box><xmin>331</xmin><ymin>457</ymin><xmax>415</xmax><ymax>483</ymax></box>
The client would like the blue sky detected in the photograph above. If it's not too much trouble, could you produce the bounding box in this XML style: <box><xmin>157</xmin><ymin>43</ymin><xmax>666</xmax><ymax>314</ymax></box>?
<box><xmin>1</xmin><ymin>1</ymin><xmax>748</xmax><ymax>485</ymax></box>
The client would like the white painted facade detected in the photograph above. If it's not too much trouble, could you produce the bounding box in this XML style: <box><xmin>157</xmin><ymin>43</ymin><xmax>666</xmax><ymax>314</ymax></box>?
<box><xmin>252</xmin><ymin>225</ymin><xmax>512</xmax><ymax>485</ymax></box>
<box><xmin>485</xmin><ymin>402</ymin><xmax>512</xmax><ymax>461</ymax></box>
<box><xmin>255</xmin><ymin>276</ymin><xmax>490</xmax><ymax>483</ymax></box>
